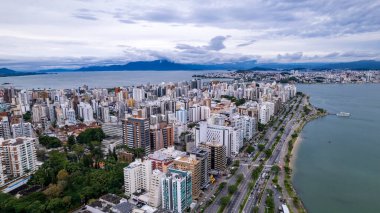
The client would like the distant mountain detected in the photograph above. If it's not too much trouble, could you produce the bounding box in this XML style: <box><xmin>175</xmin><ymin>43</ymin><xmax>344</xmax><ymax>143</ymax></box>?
<box><xmin>0</xmin><ymin>68</ymin><xmax>18</xmax><ymax>75</ymax></box>
<box><xmin>317</xmin><ymin>60</ymin><xmax>380</xmax><ymax>70</ymax></box>
<box><xmin>74</xmin><ymin>59</ymin><xmax>258</xmax><ymax>71</ymax></box>
<box><xmin>241</xmin><ymin>60</ymin><xmax>380</xmax><ymax>71</ymax></box>
<box><xmin>0</xmin><ymin>68</ymin><xmax>45</xmax><ymax>77</ymax></box>
<box><xmin>3</xmin><ymin>59</ymin><xmax>380</xmax><ymax>74</ymax></box>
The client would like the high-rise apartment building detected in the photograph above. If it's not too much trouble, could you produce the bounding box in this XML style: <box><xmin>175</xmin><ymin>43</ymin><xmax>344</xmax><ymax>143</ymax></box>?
<box><xmin>190</xmin><ymin>148</ymin><xmax>209</xmax><ymax>189</ymax></box>
<box><xmin>11</xmin><ymin>121</ymin><xmax>33</xmax><ymax>138</ymax></box>
<box><xmin>148</xmin><ymin>169</ymin><xmax>164</xmax><ymax>208</ymax></box>
<box><xmin>0</xmin><ymin>137</ymin><xmax>37</xmax><ymax>181</ymax></box>
<box><xmin>175</xmin><ymin>108</ymin><xmax>187</xmax><ymax>124</ymax></box>
<box><xmin>132</xmin><ymin>87</ymin><xmax>144</xmax><ymax>102</ymax></box>
<box><xmin>150</xmin><ymin>123</ymin><xmax>174</xmax><ymax>152</ymax></box>
<box><xmin>161</xmin><ymin>168</ymin><xmax>192</xmax><ymax>213</ymax></box>
<box><xmin>0</xmin><ymin>159</ymin><xmax>5</xmax><ymax>186</ymax></box>
<box><xmin>195</xmin><ymin>122</ymin><xmax>234</xmax><ymax>157</ymax></box>
<box><xmin>123</xmin><ymin>117</ymin><xmax>150</xmax><ymax>155</ymax></box>
<box><xmin>101</xmin><ymin>106</ymin><xmax>110</xmax><ymax>123</ymax></box>
<box><xmin>78</xmin><ymin>102</ymin><xmax>94</xmax><ymax>123</ymax></box>
<box><xmin>173</xmin><ymin>155</ymin><xmax>201</xmax><ymax>199</ymax></box>
<box><xmin>123</xmin><ymin>159</ymin><xmax>152</xmax><ymax>196</ymax></box>
<box><xmin>66</xmin><ymin>108</ymin><xmax>76</xmax><ymax>124</ymax></box>
<box><xmin>0</xmin><ymin>116</ymin><xmax>11</xmax><ymax>139</ymax></box>
<box><xmin>200</xmin><ymin>141</ymin><xmax>227</xmax><ymax>172</ymax></box>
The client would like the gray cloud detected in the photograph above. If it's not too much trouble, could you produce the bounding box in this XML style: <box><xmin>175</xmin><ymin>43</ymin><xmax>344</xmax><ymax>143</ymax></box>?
<box><xmin>72</xmin><ymin>14</ymin><xmax>98</xmax><ymax>21</ymax></box>
<box><xmin>0</xmin><ymin>0</ymin><xmax>379</xmax><ymax>69</ymax></box>
<box><xmin>176</xmin><ymin>36</ymin><xmax>230</xmax><ymax>53</ymax></box>
<box><xmin>207</xmin><ymin>36</ymin><xmax>228</xmax><ymax>51</ymax></box>
<box><xmin>118</xmin><ymin>19</ymin><xmax>135</xmax><ymax>24</ymax></box>
<box><xmin>118</xmin><ymin>0</ymin><xmax>380</xmax><ymax>38</ymax></box>
<box><xmin>277</xmin><ymin>52</ymin><xmax>304</xmax><ymax>61</ymax></box>
<box><xmin>271</xmin><ymin>51</ymin><xmax>380</xmax><ymax>63</ymax></box>
<box><xmin>237</xmin><ymin>40</ymin><xmax>256</xmax><ymax>47</ymax></box>
<box><xmin>339</xmin><ymin>51</ymin><xmax>379</xmax><ymax>58</ymax></box>
<box><xmin>323</xmin><ymin>52</ymin><xmax>340</xmax><ymax>58</ymax></box>
<box><xmin>72</xmin><ymin>9</ymin><xmax>98</xmax><ymax>20</ymax></box>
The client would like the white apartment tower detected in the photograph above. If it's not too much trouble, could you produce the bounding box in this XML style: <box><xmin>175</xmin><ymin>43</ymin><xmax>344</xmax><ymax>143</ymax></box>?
<box><xmin>79</xmin><ymin>102</ymin><xmax>94</xmax><ymax>123</ymax></box>
<box><xmin>11</xmin><ymin>121</ymin><xmax>33</xmax><ymax>138</ymax></box>
<box><xmin>66</xmin><ymin>108</ymin><xmax>76</xmax><ymax>125</ymax></box>
<box><xmin>123</xmin><ymin>159</ymin><xmax>152</xmax><ymax>196</ymax></box>
<box><xmin>175</xmin><ymin>108</ymin><xmax>188</xmax><ymax>124</ymax></box>
<box><xmin>133</xmin><ymin>88</ymin><xmax>145</xmax><ymax>102</ymax></box>
<box><xmin>0</xmin><ymin>137</ymin><xmax>37</xmax><ymax>180</ymax></box>
<box><xmin>259</xmin><ymin>104</ymin><xmax>269</xmax><ymax>124</ymax></box>
<box><xmin>148</xmin><ymin>169</ymin><xmax>164</xmax><ymax>208</ymax></box>
<box><xmin>0</xmin><ymin>117</ymin><xmax>11</xmax><ymax>139</ymax></box>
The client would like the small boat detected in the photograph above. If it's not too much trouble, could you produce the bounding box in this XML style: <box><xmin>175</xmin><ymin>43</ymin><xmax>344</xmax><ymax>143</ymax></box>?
<box><xmin>336</xmin><ymin>112</ymin><xmax>350</xmax><ymax>117</ymax></box>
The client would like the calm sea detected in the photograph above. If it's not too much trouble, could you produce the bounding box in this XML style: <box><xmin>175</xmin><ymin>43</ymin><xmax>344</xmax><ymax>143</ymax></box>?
<box><xmin>294</xmin><ymin>84</ymin><xmax>380</xmax><ymax>213</ymax></box>
<box><xmin>0</xmin><ymin>71</ymin><xmax>223</xmax><ymax>89</ymax></box>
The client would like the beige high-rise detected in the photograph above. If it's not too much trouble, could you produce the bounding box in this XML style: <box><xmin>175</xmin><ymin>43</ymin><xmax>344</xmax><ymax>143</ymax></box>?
<box><xmin>173</xmin><ymin>154</ymin><xmax>202</xmax><ymax>199</ymax></box>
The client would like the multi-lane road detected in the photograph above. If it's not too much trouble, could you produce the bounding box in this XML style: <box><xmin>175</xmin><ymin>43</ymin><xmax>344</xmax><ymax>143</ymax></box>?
<box><xmin>242</xmin><ymin>96</ymin><xmax>304</xmax><ymax>213</ymax></box>
<box><xmin>202</xmin><ymin>96</ymin><xmax>303</xmax><ymax>213</ymax></box>
<box><xmin>244</xmin><ymin>96</ymin><xmax>307</xmax><ymax>213</ymax></box>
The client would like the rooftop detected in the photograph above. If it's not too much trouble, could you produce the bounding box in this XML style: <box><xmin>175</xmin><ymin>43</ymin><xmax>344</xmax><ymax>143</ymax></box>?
<box><xmin>148</xmin><ymin>146</ymin><xmax>186</xmax><ymax>161</ymax></box>
<box><xmin>100</xmin><ymin>193</ymin><xmax>124</xmax><ymax>205</ymax></box>
<box><xmin>111</xmin><ymin>202</ymin><xmax>134</xmax><ymax>213</ymax></box>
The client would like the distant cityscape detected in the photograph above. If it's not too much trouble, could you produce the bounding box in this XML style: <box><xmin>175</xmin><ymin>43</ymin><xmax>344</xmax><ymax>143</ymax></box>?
<box><xmin>196</xmin><ymin>70</ymin><xmax>380</xmax><ymax>84</ymax></box>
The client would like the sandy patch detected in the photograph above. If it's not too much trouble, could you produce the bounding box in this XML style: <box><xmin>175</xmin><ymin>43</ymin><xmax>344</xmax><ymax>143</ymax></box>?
<box><xmin>290</xmin><ymin>133</ymin><xmax>303</xmax><ymax>170</ymax></box>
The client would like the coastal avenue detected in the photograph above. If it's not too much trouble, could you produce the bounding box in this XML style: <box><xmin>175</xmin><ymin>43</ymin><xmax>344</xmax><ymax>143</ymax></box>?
<box><xmin>240</xmin><ymin>96</ymin><xmax>304</xmax><ymax>213</ymax></box>
<box><xmin>203</xmin><ymin>95</ymin><xmax>303</xmax><ymax>213</ymax></box>
<box><xmin>244</xmin><ymin>96</ymin><xmax>308</xmax><ymax>213</ymax></box>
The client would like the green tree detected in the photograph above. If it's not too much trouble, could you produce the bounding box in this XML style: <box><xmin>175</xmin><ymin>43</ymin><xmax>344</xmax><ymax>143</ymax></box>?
<box><xmin>82</xmin><ymin>154</ymin><xmax>94</xmax><ymax>168</ymax></box>
<box><xmin>46</xmin><ymin>198</ymin><xmax>64</xmax><ymax>212</ymax></box>
<box><xmin>39</xmin><ymin>135</ymin><xmax>62</xmax><ymax>149</ymax></box>
<box><xmin>67</xmin><ymin>135</ymin><xmax>76</xmax><ymax>147</ymax></box>
<box><xmin>228</xmin><ymin>185</ymin><xmax>237</xmax><ymax>194</ymax></box>
<box><xmin>134</xmin><ymin>148</ymin><xmax>145</xmax><ymax>159</ymax></box>
<box><xmin>258</xmin><ymin>123</ymin><xmax>266</xmax><ymax>132</ymax></box>
<box><xmin>246</xmin><ymin>145</ymin><xmax>255</xmax><ymax>154</ymax></box>
<box><xmin>2</xmin><ymin>146</ymin><xmax>128</xmax><ymax>213</ymax></box>
<box><xmin>72</xmin><ymin>144</ymin><xmax>84</xmax><ymax>161</ymax></box>
<box><xmin>23</xmin><ymin>111</ymin><xmax>32</xmax><ymax>122</ymax></box>
<box><xmin>303</xmin><ymin>105</ymin><xmax>311</xmax><ymax>114</ymax></box>
<box><xmin>264</xmin><ymin>149</ymin><xmax>272</xmax><ymax>158</ymax></box>
<box><xmin>258</xmin><ymin>144</ymin><xmax>265</xmax><ymax>151</ymax></box>
<box><xmin>265</xmin><ymin>191</ymin><xmax>275</xmax><ymax>213</ymax></box>
<box><xmin>232</xmin><ymin>160</ymin><xmax>240</xmax><ymax>167</ymax></box>
<box><xmin>43</xmin><ymin>184</ymin><xmax>63</xmax><ymax>198</ymax></box>
<box><xmin>253</xmin><ymin>206</ymin><xmax>259</xmax><ymax>213</ymax></box>
<box><xmin>76</xmin><ymin>128</ymin><xmax>105</xmax><ymax>145</ymax></box>
<box><xmin>271</xmin><ymin>165</ymin><xmax>280</xmax><ymax>175</ymax></box>
<box><xmin>62</xmin><ymin>196</ymin><xmax>72</xmax><ymax>206</ymax></box>
<box><xmin>237</xmin><ymin>174</ymin><xmax>244</xmax><ymax>183</ymax></box>
<box><xmin>220</xmin><ymin>196</ymin><xmax>230</xmax><ymax>206</ymax></box>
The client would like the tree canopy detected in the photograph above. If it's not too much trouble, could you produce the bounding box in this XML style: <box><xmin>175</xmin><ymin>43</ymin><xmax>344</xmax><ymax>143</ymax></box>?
<box><xmin>1</xmin><ymin>128</ymin><xmax>127</xmax><ymax>213</ymax></box>
<box><xmin>39</xmin><ymin>136</ymin><xmax>62</xmax><ymax>149</ymax></box>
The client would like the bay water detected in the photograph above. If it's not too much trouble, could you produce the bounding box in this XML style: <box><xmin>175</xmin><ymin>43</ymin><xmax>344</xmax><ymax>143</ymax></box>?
<box><xmin>293</xmin><ymin>84</ymin><xmax>380</xmax><ymax>213</ymax></box>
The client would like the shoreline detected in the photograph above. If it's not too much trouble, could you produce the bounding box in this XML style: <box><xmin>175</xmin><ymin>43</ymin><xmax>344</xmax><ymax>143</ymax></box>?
<box><xmin>289</xmin><ymin>134</ymin><xmax>302</xmax><ymax>171</ymax></box>
<box><xmin>281</xmin><ymin>95</ymin><xmax>327</xmax><ymax>213</ymax></box>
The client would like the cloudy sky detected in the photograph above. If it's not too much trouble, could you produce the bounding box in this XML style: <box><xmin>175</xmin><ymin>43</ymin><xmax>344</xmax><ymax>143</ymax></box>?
<box><xmin>1</xmin><ymin>0</ymin><xmax>380</xmax><ymax>70</ymax></box>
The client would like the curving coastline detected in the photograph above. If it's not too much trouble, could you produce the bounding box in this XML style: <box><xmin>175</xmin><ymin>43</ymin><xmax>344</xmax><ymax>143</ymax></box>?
<box><xmin>280</xmin><ymin>94</ymin><xmax>327</xmax><ymax>213</ymax></box>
